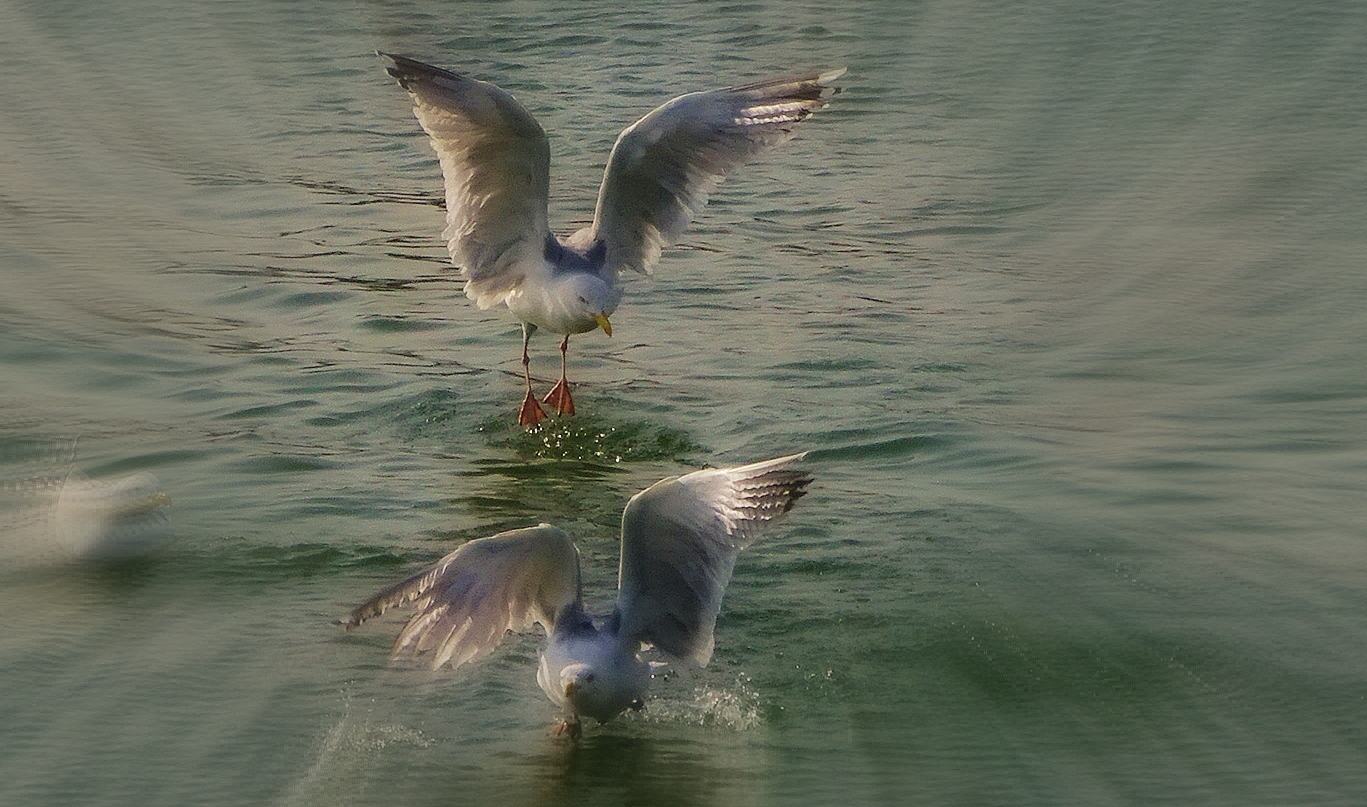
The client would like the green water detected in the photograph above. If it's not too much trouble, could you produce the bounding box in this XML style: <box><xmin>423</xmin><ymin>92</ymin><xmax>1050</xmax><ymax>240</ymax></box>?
<box><xmin>2</xmin><ymin>0</ymin><xmax>1366</xmax><ymax>804</ymax></box>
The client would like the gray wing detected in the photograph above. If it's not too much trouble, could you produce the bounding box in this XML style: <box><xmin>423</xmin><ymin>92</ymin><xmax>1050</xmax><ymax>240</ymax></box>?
<box><xmin>345</xmin><ymin>524</ymin><xmax>580</xmax><ymax>670</ymax></box>
<box><xmin>581</xmin><ymin>69</ymin><xmax>844</xmax><ymax>277</ymax></box>
<box><xmin>380</xmin><ymin>53</ymin><xmax>552</xmax><ymax>308</ymax></box>
<box><xmin>615</xmin><ymin>454</ymin><xmax>813</xmax><ymax>666</ymax></box>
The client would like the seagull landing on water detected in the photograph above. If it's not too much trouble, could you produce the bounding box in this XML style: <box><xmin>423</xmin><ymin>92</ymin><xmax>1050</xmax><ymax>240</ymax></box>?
<box><xmin>343</xmin><ymin>453</ymin><xmax>812</xmax><ymax>738</ymax></box>
<box><xmin>378</xmin><ymin>53</ymin><xmax>844</xmax><ymax>426</ymax></box>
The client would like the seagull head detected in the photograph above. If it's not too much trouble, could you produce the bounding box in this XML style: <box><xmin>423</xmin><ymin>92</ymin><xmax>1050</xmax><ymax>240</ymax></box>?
<box><xmin>557</xmin><ymin>660</ymin><xmax>645</xmax><ymax>724</ymax></box>
<box><xmin>559</xmin><ymin>662</ymin><xmax>600</xmax><ymax>707</ymax></box>
<box><xmin>559</xmin><ymin>273</ymin><xmax>614</xmax><ymax>337</ymax></box>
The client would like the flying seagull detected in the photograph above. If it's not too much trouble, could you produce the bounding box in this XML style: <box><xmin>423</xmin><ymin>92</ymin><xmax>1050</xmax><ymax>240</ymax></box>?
<box><xmin>344</xmin><ymin>453</ymin><xmax>812</xmax><ymax>737</ymax></box>
<box><xmin>379</xmin><ymin>53</ymin><xmax>844</xmax><ymax>425</ymax></box>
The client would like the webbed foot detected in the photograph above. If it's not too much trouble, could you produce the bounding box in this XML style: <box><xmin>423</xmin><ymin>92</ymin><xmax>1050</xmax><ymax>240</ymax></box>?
<box><xmin>519</xmin><ymin>388</ymin><xmax>548</xmax><ymax>427</ymax></box>
<box><xmin>542</xmin><ymin>378</ymin><xmax>576</xmax><ymax>416</ymax></box>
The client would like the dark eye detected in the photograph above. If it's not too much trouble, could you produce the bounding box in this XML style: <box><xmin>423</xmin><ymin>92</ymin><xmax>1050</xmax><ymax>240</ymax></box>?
<box><xmin>577</xmin><ymin>296</ymin><xmax>588</xmax><ymax>304</ymax></box>
<box><xmin>584</xmin><ymin>673</ymin><xmax>596</xmax><ymax>682</ymax></box>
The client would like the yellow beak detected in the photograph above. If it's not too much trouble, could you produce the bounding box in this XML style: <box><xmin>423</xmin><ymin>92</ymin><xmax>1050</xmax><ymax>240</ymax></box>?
<box><xmin>593</xmin><ymin>313</ymin><xmax>612</xmax><ymax>337</ymax></box>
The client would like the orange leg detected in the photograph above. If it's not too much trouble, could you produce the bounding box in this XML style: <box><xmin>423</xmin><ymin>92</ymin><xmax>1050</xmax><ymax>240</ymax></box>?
<box><xmin>518</xmin><ymin>324</ymin><xmax>547</xmax><ymax>427</ymax></box>
<box><xmin>549</xmin><ymin>716</ymin><xmax>582</xmax><ymax>740</ymax></box>
<box><xmin>541</xmin><ymin>334</ymin><xmax>576</xmax><ymax>416</ymax></box>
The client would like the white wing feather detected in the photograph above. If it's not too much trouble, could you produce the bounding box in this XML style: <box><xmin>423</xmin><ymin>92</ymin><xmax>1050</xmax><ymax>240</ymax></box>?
<box><xmin>380</xmin><ymin>53</ymin><xmax>552</xmax><ymax>308</ymax></box>
<box><xmin>584</xmin><ymin>70</ymin><xmax>843</xmax><ymax>277</ymax></box>
<box><xmin>615</xmin><ymin>454</ymin><xmax>812</xmax><ymax>666</ymax></box>
<box><xmin>345</xmin><ymin>524</ymin><xmax>580</xmax><ymax>670</ymax></box>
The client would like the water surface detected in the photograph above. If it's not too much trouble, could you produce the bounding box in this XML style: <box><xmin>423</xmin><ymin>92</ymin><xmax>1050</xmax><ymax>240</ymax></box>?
<box><xmin>2</xmin><ymin>1</ymin><xmax>1366</xmax><ymax>805</ymax></box>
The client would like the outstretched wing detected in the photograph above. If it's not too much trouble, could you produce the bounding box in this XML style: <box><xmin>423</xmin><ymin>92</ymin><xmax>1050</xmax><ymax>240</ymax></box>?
<box><xmin>345</xmin><ymin>524</ymin><xmax>580</xmax><ymax>670</ymax></box>
<box><xmin>380</xmin><ymin>53</ymin><xmax>552</xmax><ymax>308</ymax></box>
<box><xmin>582</xmin><ymin>69</ymin><xmax>844</xmax><ymax>277</ymax></box>
<box><xmin>615</xmin><ymin>454</ymin><xmax>813</xmax><ymax>666</ymax></box>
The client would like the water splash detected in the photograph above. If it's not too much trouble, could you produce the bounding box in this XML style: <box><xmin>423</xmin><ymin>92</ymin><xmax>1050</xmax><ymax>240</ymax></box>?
<box><xmin>641</xmin><ymin>675</ymin><xmax>763</xmax><ymax>732</ymax></box>
<box><xmin>479</xmin><ymin>413</ymin><xmax>704</xmax><ymax>464</ymax></box>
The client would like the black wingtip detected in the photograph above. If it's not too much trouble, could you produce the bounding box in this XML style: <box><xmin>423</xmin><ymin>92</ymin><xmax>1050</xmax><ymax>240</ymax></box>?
<box><xmin>377</xmin><ymin>50</ymin><xmax>409</xmax><ymax>84</ymax></box>
<box><xmin>340</xmin><ymin>606</ymin><xmax>370</xmax><ymax>632</ymax></box>
<box><xmin>742</xmin><ymin>464</ymin><xmax>814</xmax><ymax>518</ymax></box>
<box><xmin>376</xmin><ymin>52</ymin><xmax>468</xmax><ymax>89</ymax></box>
<box><xmin>784</xmin><ymin>475</ymin><xmax>814</xmax><ymax>513</ymax></box>
<box><xmin>376</xmin><ymin>50</ymin><xmax>406</xmax><ymax>71</ymax></box>
<box><xmin>780</xmin><ymin>472</ymin><xmax>814</xmax><ymax>513</ymax></box>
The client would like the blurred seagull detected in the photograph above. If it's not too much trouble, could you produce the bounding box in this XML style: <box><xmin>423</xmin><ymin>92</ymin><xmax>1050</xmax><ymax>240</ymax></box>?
<box><xmin>344</xmin><ymin>453</ymin><xmax>812</xmax><ymax>737</ymax></box>
<box><xmin>1</xmin><ymin>437</ymin><xmax>172</xmax><ymax>565</ymax></box>
<box><xmin>49</xmin><ymin>470</ymin><xmax>172</xmax><ymax>560</ymax></box>
<box><xmin>379</xmin><ymin>53</ymin><xmax>844</xmax><ymax>425</ymax></box>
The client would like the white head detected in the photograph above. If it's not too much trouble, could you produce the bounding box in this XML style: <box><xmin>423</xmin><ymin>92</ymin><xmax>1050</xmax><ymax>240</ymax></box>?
<box><xmin>558</xmin><ymin>661</ymin><xmax>643</xmax><ymax>724</ymax></box>
<box><xmin>555</xmin><ymin>273</ymin><xmax>615</xmax><ymax>337</ymax></box>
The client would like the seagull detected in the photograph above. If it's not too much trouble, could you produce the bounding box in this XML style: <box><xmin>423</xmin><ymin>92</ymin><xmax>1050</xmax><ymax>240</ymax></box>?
<box><xmin>49</xmin><ymin>471</ymin><xmax>172</xmax><ymax>560</ymax></box>
<box><xmin>343</xmin><ymin>453</ymin><xmax>812</xmax><ymax>737</ymax></box>
<box><xmin>379</xmin><ymin>53</ymin><xmax>844</xmax><ymax>425</ymax></box>
<box><xmin>0</xmin><ymin>436</ymin><xmax>172</xmax><ymax>564</ymax></box>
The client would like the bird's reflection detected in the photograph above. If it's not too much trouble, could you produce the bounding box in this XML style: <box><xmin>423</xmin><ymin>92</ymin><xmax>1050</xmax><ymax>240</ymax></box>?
<box><xmin>524</xmin><ymin>730</ymin><xmax>766</xmax><ymax>807</ymax></box>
